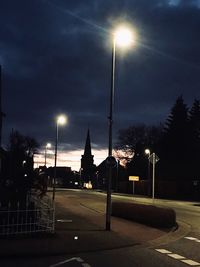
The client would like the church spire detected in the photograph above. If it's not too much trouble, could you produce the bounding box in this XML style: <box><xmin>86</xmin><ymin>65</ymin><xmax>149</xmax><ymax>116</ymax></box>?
<box><xmin>84</xmin><ymin>129</ymin><xmax>92</xmax><ymax>156</ymax></box>
<box><xmin>81</xmin><ymin>129</ymin><xmax>95</xmax><ymax>184</ymax></box>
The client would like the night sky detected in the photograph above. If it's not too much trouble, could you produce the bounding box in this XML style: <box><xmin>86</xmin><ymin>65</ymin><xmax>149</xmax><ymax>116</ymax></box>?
<box><xmin>1</xmin><ymin>0</ymin><xmax>200</xmax><ymax>170</ymax></box>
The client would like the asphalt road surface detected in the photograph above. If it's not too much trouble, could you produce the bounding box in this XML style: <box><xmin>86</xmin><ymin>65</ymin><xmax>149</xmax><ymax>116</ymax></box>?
<box><xmin>1</xmin><ymin>189</ymin><xmax>200</xmax><ymax>267</ymax></box>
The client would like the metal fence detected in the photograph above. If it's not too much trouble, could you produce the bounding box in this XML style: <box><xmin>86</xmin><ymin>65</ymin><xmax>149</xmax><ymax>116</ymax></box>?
<box><xmin>0</xmin><ymin>192</ymin><xmax>55</xmax><ymax>236</ymax></box>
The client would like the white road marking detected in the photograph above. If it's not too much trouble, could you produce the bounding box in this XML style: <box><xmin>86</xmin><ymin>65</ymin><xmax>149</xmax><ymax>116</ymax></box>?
<box><xmin>184</xmin><ymin>236</ymin><xmax>200</xmax><ymax>244</ymax></box>
<box><xmin>49</xmin><ymin>257</ymin><xmax>78</xmax><ymax>267</ymax></box>
<box><xmin>56</xmin><ymin>219</ymin><xmax>73</xmax><ymax>223</ymax></box>
<box><xmin>168</xmin><ymin>254</ymin><xmax>185</xmax><ymax>260</ymax></box>
<box><xmin>155</xmin><ymin>249</ymin><xmax>172</xmax><ymax>254</ymax></box>
<box><xmin>49</xmin><ymin>257</ymin><xmax>87</xmax><ymax>267</ymax></box>
<box><xmin>185</xmin><ymin>237</ymin><xmax>198</xmax><ymax>241</ymax></box>
<box><xmin>155</xmin><ymin>249</ymin><xmax>200</xmax><ymax>266</ymax></box>
<box><xmin>181</xmin><ymin>259</ymin><xmax>200</xmax><ymax>266</ymax></box>
<box><xmin>76</xmin><ymin>257</ymin><xmax>84</xmax><ymax>262</ymax></box>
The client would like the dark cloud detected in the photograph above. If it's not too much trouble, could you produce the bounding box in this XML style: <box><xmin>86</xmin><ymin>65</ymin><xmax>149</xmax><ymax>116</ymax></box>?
<box><xmin>1</xmin><ymin>0</ymin><xmax>200</xmax><ymax>153</ymax></box>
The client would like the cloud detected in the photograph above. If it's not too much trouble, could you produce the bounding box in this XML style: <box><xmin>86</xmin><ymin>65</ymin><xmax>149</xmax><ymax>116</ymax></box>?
<box><xmin>34</xmin><ymin>147</ymin><xmax>107</xmax><ymax>170</ymax></box>
<box><xmin>1</xmin><ymin>0</ymin><xmax>200</xmax><ymax>161</ymax></box>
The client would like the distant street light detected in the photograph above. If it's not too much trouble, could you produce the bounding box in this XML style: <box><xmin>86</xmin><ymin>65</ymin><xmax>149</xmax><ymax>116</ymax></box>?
<box><xmin>145</xmin><ymin>149</ymin><xmax>150</xmax><ymax>156</ymax></box>
<box><xmin>52</xmin><ymin>114</ymin><xmax>67</xmax><ymax>201</ymax></box>
<box><xmin>44</xmin><ymin>143</ymin><xmax>51</xmax><ymax>167</ymax></box>
<box><xmin>106</xmin><ymin>25</ymin><xmax>135</xmax><ymax>231</ymax></box>
<box><xmin>145</xmin><ymin>148</ymin><xmax>151</xmax><ymax>196</ymax></box>
<box><xmin>144</xmin><ymin>149</ymin><xmax>159</xmax><ymax>199</ymax></box>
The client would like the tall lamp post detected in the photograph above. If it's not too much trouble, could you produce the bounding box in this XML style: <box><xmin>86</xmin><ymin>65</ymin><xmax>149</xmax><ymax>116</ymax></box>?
<box><xmin>52</xmin><ymin>114</ymin><xmax>67</xmax><ymax>201</ymax></box>
<box><xmin>106</xmin><ymin>26</ymin><xmax>135</xmax><ymax>231</ymax></box>
<box><xmin>44</xmin><ymin>143</ymin><xmax>51</xmax><ymax>167</ymax></box>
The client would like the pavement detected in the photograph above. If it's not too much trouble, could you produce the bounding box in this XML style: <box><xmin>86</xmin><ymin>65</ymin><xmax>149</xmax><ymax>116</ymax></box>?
<box><xmin>0</xmin><ymin>191</ymin><xmax>191</xmax><ymax>258</ymax></box>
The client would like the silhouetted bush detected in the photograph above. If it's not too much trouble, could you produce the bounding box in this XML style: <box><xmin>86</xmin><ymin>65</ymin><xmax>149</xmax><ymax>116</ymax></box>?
<box><xmin>112</xmin><ymin>201</ymin><xmax>176</xmax><ymax>228</ymax></box>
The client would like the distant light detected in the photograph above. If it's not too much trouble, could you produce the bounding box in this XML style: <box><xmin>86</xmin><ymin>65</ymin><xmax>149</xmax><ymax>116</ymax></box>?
<box><xmin>57</xmin><ymin>114</ymin><xmax>67</xmax><ymax>125</ymax></box>
<box><xmin>84</xmin><ymin>181</ymin><xmax>93</xmax><ymax>189</ymax></box>
<box><xmin>74</xmin><ymin>236</ymin><xmax>78</xmax><ymax>240</ymax></box>
<box><xmin>24</xmin><ymin>174</ymin><xmax>27</xmax><ymax>177</ymax></box>
<box><xmin>75</xmin><ymin>182</ymin><xmax>78</xmax><ymax>185</ymax></box>
<box><xmin>114</xmin><ymin>26</ymin><xmax>135</xmax><ymax>47</ymax></box>
<box><xmin>46</xmin><ymin>143</ymin><xmax>51</xmax><ymax>148</ymax></box>
<box><xmin>145</xmin><ymin>149</ymin><xmax>150</xmax><ymax>155</ymax></box>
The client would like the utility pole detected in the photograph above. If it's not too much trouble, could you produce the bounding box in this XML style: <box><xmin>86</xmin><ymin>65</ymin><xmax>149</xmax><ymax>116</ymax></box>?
<box><xmin>152</xmin><ymin>152</ymin><xmax>155</xmax><ymax>199</ymax></box>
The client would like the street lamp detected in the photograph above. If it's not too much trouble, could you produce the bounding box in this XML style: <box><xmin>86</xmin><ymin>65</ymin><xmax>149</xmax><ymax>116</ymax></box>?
<box><xmin>145</xmin><ymin>148</ymin><xmax>151</xmax><ymax>196</ymax></box>
<box><xmin>144</xmin><ymin>149</ymin><xmax>159</xmax><ymax>199</ymax></box>
<box><xmin>145</xmin><ymin>149</ymin><xmax>150</xmax><ymax>156</ymax></box>
<box><xmin>52</xmin><ymin>114</ymin><xmax>67</xmax><ymax>201</ymax></box>
<box><xmin>106</xmin><ymin>25</ymin><xmax>135</xmax><ymax>231</ymax></box>
<box><xmin>44</xmin><ymin>143</ymin><xmax>51</xmax><ymax>167</ymax></box>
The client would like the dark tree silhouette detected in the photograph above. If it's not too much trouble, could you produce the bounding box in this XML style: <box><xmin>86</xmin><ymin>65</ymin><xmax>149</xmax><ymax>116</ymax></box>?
<box><xmin>188</xmin><ymin>99</ymin><xmax>200</xmax><ymax>178</ymax></box>
<box><xmin>116</xmin><ymin>124</ymin><xmax>162</xmax><ymax>157</ymax></box>
<box><xmin>164</xmin><ymin>95</ymin><xmax>188</xmax><ymax>139</ymax></box>
<box><xmin>161</xmin><ymin>95</ymin><xmax>190</xmax><ymax>180</ymax></box>
<box><xmin>115</xmin><ymin>124</ymin><xmax>162</xmax><ymax>179</ymax></box>
<box><xmin>0</xmin><ymin>130</ymin><xmax>39</xmax><ymax>205</ymax></box>
<box><xmin>189</xmin><ymin>99</ymin><xmax>200</xmax><ymax>143</ymax></box>
<box><xmin>114</xmin><ymin>96</ymin><xmax>200</xmax><ymax>199</ymax></box>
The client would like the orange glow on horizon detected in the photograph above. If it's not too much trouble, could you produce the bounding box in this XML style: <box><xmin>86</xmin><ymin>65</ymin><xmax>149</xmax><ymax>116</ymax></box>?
<box><xmin>34</xmin><ymin>148</ymin><xmax>108</xmax><ymax>171</ymax></box>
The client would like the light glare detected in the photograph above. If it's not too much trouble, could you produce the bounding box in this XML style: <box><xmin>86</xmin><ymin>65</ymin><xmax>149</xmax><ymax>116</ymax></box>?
<box><xmin>46</xmin><ymin>143</ymin><xmax>51</xmax><ymax>148</ymax></box>
<box><xmin>114</xmin><ymin>27</ymin><xmax>134</xmax><ymax>47</ymax></box>
<box><xmin>57</xmin><ymin>115</ymin><xmax>67</xmax><ymax>125</ymax></box>
<box><xmin>145</xmin><ymin>149</ymin><xmax>150</xmax><ymax>155</ymax></box>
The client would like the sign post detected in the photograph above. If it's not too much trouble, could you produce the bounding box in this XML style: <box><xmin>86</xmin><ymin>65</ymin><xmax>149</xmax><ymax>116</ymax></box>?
<box><xmin>129</xmin><ymin>176</ymin><xmax>139</xmax><ymax>195</ymax></box>
<box><xmin>149</xmin><ymin>153</ymin><xmax>159</xmax><ymax>199</ymax></box>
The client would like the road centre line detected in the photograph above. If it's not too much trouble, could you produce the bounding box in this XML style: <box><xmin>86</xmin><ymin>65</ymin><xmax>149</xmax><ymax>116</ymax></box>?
<box><xmin>155</xmin><ymin>249</ymin><xmax>172</xmax><ymax>254</ymax></box>
<box><xmin>168</xmin><ymin>254</ymin><xmax>185</xmax><ymax>260</ymax></box>
<box><xmin>181</xmin><ymin>259</ymin><xmax>200</xmax><ymax>266</ymax></box>
<box><xmin>155</xmin><ymin>249</ymin><xmax>200</xmax><ymax>266</ymax></box>
<box><xmin>185</xmin><ymin>237</ymin><xmax>197</xmax><ymax>241</ymax></box>
<box><xmin>185</xmin><ymin>237</ymin><xmax>200</xmax><ymax>243</ymax></box>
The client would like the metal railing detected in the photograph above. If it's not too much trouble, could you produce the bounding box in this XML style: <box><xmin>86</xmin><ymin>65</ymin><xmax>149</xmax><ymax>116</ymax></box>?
<box><xmin>0</xmin><ymin>192</ymin><xmax>55</xmax><ymax>236</ymax></box>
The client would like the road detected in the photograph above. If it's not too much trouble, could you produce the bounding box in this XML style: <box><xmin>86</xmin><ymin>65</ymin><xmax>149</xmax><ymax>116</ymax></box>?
<box><xmin>1</xmin><ymin>189</ymin><xmax>200</xmax><ymax>267</ymax></box>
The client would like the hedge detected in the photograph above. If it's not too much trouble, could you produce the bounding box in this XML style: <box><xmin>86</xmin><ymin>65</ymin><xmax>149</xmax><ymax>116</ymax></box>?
<box><xmin>112</xmin><ymin>201</ymin><xmax>176</xmax><ymax>228</ymax></box>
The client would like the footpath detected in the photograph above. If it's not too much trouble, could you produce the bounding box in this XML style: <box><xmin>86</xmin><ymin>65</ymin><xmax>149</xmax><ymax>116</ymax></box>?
<box><xmin>0</xmin><ymin>191</ymin><xmax>191</xmax><ymax>257</ymax></box>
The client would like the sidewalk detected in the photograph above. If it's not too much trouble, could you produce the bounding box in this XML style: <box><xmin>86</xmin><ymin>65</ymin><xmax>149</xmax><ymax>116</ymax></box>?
<box><xmin>0</xmin><ymin>192</ymin><xmax>190</xmax><ymax>257</ymax></box>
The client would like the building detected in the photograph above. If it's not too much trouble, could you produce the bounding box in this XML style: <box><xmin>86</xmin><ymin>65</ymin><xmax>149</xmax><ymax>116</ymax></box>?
<box><xmin>80</xmin><ymin>129</ymin><xmax>96</xmax><ymax>188</ymax></box>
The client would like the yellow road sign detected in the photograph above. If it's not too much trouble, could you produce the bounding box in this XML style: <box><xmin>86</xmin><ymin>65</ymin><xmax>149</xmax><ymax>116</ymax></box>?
<box><xmin>129</xmin><ymin>176</ymin><xmax>139</xmax><ymax>181</ymax></box>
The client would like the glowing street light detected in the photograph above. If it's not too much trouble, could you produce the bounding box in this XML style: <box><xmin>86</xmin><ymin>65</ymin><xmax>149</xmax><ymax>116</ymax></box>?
<box><xmin>106</xmin><ymin>25</ymin><xmax>135</xmax><ymax>231</ymax></box>
<box><xmin>145</xmin><ymin>149</ymin><xmax>150</xmax><ymax>156</ymax></box>
<box><xmin>44</xmin><ymin>143</ymin><xmax>51</xmax><ymax>167</ymax></box>
<box><xmin>114</xmin><ymin>26</ymin><xmax>135</xmax><ymax>47</ymax></box>
<box><xmin>57</xmin><ymin>115</ymin><xmax>67</xmax><ymax>125</ymax></box>
<box><xmin>52</xmin><ymin>114</ymin><xmax>67</xmax><ymax>201</ymax></box>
